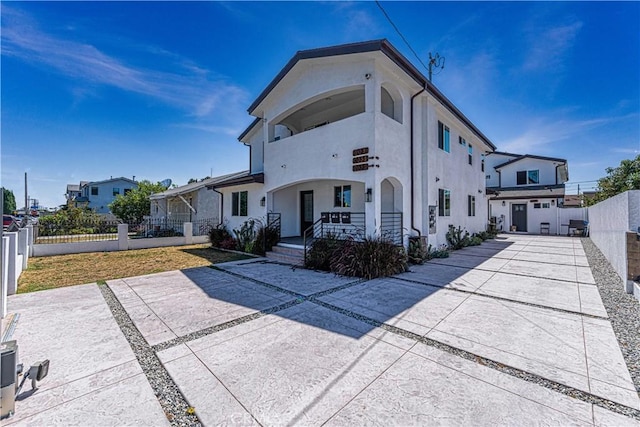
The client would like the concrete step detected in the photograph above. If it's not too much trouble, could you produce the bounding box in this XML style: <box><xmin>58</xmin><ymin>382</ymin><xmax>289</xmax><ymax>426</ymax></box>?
<box><xmin>270</xmin><ymin>244</ymin><xmax>305</xmax><ymax>257</ymax></box>
<box><xmin>265</xmin><ymin>251</ymin><xmax>304</xmax><ymax>266</ymax></box>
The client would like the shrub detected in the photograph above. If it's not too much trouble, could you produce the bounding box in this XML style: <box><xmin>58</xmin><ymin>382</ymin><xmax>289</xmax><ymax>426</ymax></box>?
<box><xmin>468</xmin><ymin>236</ymin><xmax>483</xmax><ymax>246</ymax></box>
<box><xmin>446</xmin><ymin>225</ymin><xmax>470</xmax><ymax>250</ymax></box>
<box><xmin>330</xmin><ymin>236</ymin><xmax>408</xmax><ymax>279</ymax></box>
<box><xmin>428</xmin><ymin>244</ymin><xmax>450</xmax><ymax>258</ymax></box>
<box><xmin>304</xmin><ymin>233</ymin><xmax>343</xmax><ymax>271</ymax></box>
<box><xmin>233</xmin><ymin>219</ymin><xmax>258</xmax><ymax>253</ymax></box>
<box><xmin>253</xmin><ymin>220</ymin><xmax>281</xmax><ymax>256</ymax></box>
<box><xmin>408</xmin><ymin>236</ymin><xmax>428</xmax><ymax>265</ymax></box>
<box><xmin>219</xmin><ymin>237</ymin><xmax>237</xmax><ymax>250</ymax></box>
<box><xmin>209</xmin><ymin>224</ymin><xmax>232</xmax><ymax>248</ymax></box>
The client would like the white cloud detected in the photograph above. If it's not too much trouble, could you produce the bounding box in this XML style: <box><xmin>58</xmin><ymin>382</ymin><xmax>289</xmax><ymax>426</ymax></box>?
<box><xmin>500</xmin><ymin>116</ymin><xmax>613</xmax><ymax>154</ymax></box>
<box><xmin>522</xmin><ymin>21</ymin><xmax>583</xmax><ymax>73</ymax></box>
<box><xmin>1</xmin><ymin>5</ymin><xmax>249</xmax><ymax>119</ymax></box>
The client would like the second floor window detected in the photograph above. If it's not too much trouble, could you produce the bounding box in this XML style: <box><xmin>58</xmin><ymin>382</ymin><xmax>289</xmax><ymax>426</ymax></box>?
<box><xmin>438</xmin><ymin>121</ymin><xmax>450</xmax><ymax>153</ymax></box>
<box><xmin>517</xmin><ymin>170</ymin><xmax>540</xmax><ymax>185</ymax></box>
<box><xmin>438</xmin><ymin>189</ymin><xmax>450</xmax><ymax>216</ymax></box>
<box><xmin>91</xmin><ymin>187</ymin><xmax>99</xmax><ymax>196</ymax></box>
<box><xmin>232</xmin><ymin>191</ymin><xmax>248</xmax><ymax>216</ymax></box>
<box><xmin>113</xmin><ymin>188</ymin><xmax>120</xmax><ymax>196</ymax></box>
<box><xmin>334</xmin><ymin>185</ymin><xmax>351</xmax><ymax>208</ymax></box>
<box><xmin>468</xmin><ymin>144</ymin><xmax>473</xmax><ymax>165</ymax></box>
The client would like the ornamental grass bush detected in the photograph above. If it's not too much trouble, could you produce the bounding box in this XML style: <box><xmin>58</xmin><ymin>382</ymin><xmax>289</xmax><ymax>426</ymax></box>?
<box><xmin>305</xmin><ymin>235</ymin><xmax>407</xmax><ymax>279</ymax></box>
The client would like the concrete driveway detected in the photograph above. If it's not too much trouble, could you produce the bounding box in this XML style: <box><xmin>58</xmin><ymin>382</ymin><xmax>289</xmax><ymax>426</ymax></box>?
<box><xmin>5</xmin><ymin>235</ymin><xmax>640</xmax><ymax>425</ymax></box>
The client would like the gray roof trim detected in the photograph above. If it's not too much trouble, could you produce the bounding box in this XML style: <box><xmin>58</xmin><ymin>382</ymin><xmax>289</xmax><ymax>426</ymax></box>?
<box><xmin>238</xmin><ymin>117</ymin><xmax>262</xmax><ymax>142</ymax></box>
<box><xmin>244</xmin><ymin>39</ymin><xmax>496</xmax><ymax>151</ymax></box>
<box><xmin>487</xmin><ymin>184</ymin><xmax>565</xmax><ymax>200</ymax></box>
<box><xmin>82</xmin><ymin>177</ymin><xmax>138</xmax><ymax>187</ymax></box>
<box><xmin>494</xmin><ymin>154</ymin><xmax>567</xmax><ymax>170</ymax></box>
<box><xmin>207</xmin><ymin>172</ymin><xmax>265</xmax><ymax>190</ymax></box>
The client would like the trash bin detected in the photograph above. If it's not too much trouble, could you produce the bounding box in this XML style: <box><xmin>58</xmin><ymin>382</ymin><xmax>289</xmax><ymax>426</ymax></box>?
<box><xmin>1</xmin><ymin>340</ymin><xmax>18</xmax><ymax>419</ymax></box>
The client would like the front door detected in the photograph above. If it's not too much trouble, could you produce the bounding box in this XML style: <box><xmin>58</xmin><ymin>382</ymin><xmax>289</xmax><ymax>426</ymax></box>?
<box><xmin>300</xmin><ymin>191</ymin><xmax>314</xmax><ymax>235</ymax></box>
<box><xmin>511</xmin><ymin>204</ymin><xmax>527</xmax><ymax>232</ymax></box>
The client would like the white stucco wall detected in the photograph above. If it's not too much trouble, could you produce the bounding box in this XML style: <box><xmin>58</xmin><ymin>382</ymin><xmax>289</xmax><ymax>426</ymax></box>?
<box><xmin>589</xmin><ymin>190</ymin><xmax>640</xmax><ymax>293</ymax></box>
<box><xmin>498</xmin><ymin>158</ymin><xmax>561</xmax><ymax>187</ymax></box>
<box><xmin>423</xmin><ymin>99</ymin><xmax>492</xmax><ymax>247</ymax></box>
<box><xmin>219</xmin><ymin>183</ymin><xmax>266</xmax><ymax>232</ymax></box>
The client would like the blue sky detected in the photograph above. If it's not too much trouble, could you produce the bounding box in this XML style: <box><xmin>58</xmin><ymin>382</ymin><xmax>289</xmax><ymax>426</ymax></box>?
<box><xmin>2</xmin><ymin>1</ymin><xmax>638</xmax><ymax>209</ymax></box>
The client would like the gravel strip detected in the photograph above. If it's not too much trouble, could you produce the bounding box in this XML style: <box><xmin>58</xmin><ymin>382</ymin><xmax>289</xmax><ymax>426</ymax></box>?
<box><xmin>152</xmin><ymin>299</ymin><xmax>304</xmax><ymax>353</ymax></box>
<box><xmin>582</xmin><ymin>238</ymin><xmax>640</xmax><ymax>394</ymax></box>
<box><xmin>99</xmin><ymin>284</ymin><xmax>202</xmax><ymax>426</ymax></box>
<box><xmin>311</xmin><ymin>298</ymin><xmax>640</xmax><ymax>420</ymax></box>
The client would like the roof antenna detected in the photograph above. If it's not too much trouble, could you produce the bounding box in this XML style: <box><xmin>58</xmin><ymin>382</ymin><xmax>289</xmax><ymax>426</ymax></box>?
<box><xmin>428</xmin><ymin>52</ymin><xmax>445</xmax><ymax>82</ymax></box>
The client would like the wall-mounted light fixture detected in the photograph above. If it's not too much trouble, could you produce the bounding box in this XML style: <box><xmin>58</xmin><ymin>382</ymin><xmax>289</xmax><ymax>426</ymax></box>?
<box><xmin>365</xmin><ymin>188</ymin><xmax>373</xmax><ymax>203</ymax></box>
<box><xmin>365</xmin><ymin>73</ymin><xmax>372</xmax><ymax>80</ymax></box>
<box><xmin>281</xmin><ymin>164</ymin><xmax>286</xmax><ymax>168</ymax></box>
<box><xmin>260</xmin><ymin>197</ymin><xmax>266</xmax><ymax>207</ymax></box>
<box><xmin>435</xmin><ymin>177</ymin><xmax>440</xmax><ymax>182</ymax></box>
<box><xmin>478</xmin><ymin>189</ymin><xmax>483</xmax><ymax>194</ymax></box>
<box><xmin>502</xmin><ymin>201</ymin><xmax>506</xmax><ymax>206</ymax></box>
<box><xmin>551</xmin><ymin>199</ymin><xmax>555</xmax><ymax>204</ymax></box>
<box><xmin>332</xmin><ymin>153</ymin><xmax>338</xmax><ymax>158</ymax></box>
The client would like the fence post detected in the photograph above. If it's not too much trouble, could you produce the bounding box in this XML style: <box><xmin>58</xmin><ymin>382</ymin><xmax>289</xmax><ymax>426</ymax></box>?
<box><xmin>6</xmin><ymin>232</ymin><xmax>18</xmax><ymax>295</ymax></box>
<box><xmin>184</xmin><ymin>222</ymin><xmax>193</xmax><ymax>245</ymax></box>
<box><xmin>2</xmin><ymin>236</ymin><xmax>9</xmax><ymax>318</ymax></box>
<box><xmin>18</xmin><ymin>228</ymin><xmax>29</xmax><ymax>270</ymax></box>
<box><xmin>27</xmin><ymin>224</ymin><xmax>34</xmax><ymax>256</ymax></box>
<box><xmin>118</xmin><ymin>224</ymin><xmax>129</xmax><ymax>251</ymax></box>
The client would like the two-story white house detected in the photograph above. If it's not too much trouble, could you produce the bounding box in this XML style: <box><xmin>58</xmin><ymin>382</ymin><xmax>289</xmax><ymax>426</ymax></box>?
<box><xmin>485</xmin><ymin>152</ymin><xmax>569</xmax><ymax>234</ymax></box>
<box><xmin>69</xmin><ymin>177</ymin><xmax>138</xmax><ymax>214</ymax></box>
<box><xmin>209</xmin><ymin>40</ymin><xmax>496</xmax><ymax>248</ymax></box>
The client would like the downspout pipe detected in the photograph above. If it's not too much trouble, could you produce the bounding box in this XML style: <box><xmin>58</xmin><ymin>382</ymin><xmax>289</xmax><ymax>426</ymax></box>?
<box><xmin>211</xmin><ymin>187</ymin><xmax>224</xmax><ymax>227</ymax></box>
<box><xmin>410</xmin><ymin>87</ymin><xmax>426</xmax><ymax>237</ymax></box>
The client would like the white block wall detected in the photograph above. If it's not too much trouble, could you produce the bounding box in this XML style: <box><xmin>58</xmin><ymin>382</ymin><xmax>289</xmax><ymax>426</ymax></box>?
<box><xmin>589</xmin><ymin>190</ymin><xmax>640</xmax><ymax>293</ymax></box>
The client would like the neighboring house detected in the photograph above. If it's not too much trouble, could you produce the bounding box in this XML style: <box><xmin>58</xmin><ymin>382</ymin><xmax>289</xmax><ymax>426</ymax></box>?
<box><xmin>562</xmin><ymin>194</ymin><xmax>582</xmax><ymax>208</ymax></box>
<box><xmin>485</xmin><ymin>152</ymin><xmax>569</xmax><ymax>234</ymax></box>
<box><xmin>207</xmin><ymin>39</ymin><xmax>496</xmax><ymax>247</ymax></box>
<box><xmin>149</xmin><ymin>171</ymin><xmax>248</xmax><ymax>227</ymax></box>
<box><xmin>66</xmin><ymin>177</ymin><xmax>138</xmax><ymax>214</ymax></box>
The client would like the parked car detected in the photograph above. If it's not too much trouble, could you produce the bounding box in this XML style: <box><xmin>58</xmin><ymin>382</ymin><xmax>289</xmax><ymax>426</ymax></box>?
<box><xmin>3</xmin><ymin>215</ymin><xmax>16</xmax><ymax>229</ymax></box>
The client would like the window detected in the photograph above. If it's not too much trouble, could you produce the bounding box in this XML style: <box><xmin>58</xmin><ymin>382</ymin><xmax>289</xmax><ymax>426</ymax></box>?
<box><xmin>124</xmin><ymin>188</ymin><xmax>132</xmax><ymax>195</ymax></box>
<box><xmin>533</xmin><ymin>203</ymin><xmax>541</xmax><ymax>209</ymax></box>
<box><xmin>517</xmin><ymin>170</ymin><xmax>540</xmax><ymax>185</ymax></box>
<box><xmin>438</xmin><ymin>189</ymin><xmax>451</xmax><ymax>216</ymax></box>
<box><xmin>438</xmin><ymin>121</ymin><xmax>450</xmax><ymax>153</ymax></box>
<box><xmin>91</xmin><ymin>187</ymin><xmax>98</xmax><ymax>196</ymax></box>
<box><xmin>232</xmin><ymin>191</ymin><xmax>248</xmax><ymax>216</ymax></box>
<box><xmin>334</xmin><ymin>185</ymin><xmax>351</xmax><ymax>208</ymax></box>
<box><xmin>468</xmin><ymin>144</ymin><xmax>473</xmax><ymax>165</ymax></box>
<box><xmin>542</xmin><ymin>202</ymin><xmax>550</xmax><ymax>208</ymax></box>
<box><xmin>113</xmin><ymin>188</ymin><xmax>120</xmax><ymax>196</ymax></box>
<box><xmin>468</xmin><ymin>195</ymin><xmax>476</xmax><ymax>216</ymax></box>
<box><xmin>481</xmin><ymin>154</ymin><xmax>485</xmax><ymax>172</ymax></box>
<box><xmin>459</xmin><ymin>136</ymin><xmax>466</xmax><ymax>146</ymax></box>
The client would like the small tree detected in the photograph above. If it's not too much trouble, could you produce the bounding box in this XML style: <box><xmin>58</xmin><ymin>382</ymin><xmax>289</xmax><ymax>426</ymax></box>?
<box><xmin>109</xmin><ymin>180</ymin><xmax>167</xmax><ymax>224</ymax></box>
<box><xmin>2</xmin><ymin>187</ymin><xmax>16</xmax><ymax>214</ymax></box>
<box><xmin>586</xmin><ymin>154</ymin><xmax>640</xmax><ymax>206</ymax></box>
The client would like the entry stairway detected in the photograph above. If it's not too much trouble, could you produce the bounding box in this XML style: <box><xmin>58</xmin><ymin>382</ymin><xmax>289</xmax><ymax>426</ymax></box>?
<box><xmin>265</xmin><ymin>243</ymin><xmax>305</xmax><ymax>266</ymax></box>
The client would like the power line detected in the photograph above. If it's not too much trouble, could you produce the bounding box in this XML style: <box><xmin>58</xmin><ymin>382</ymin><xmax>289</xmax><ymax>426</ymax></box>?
<box><xmin>375</xmin><ymin>1</ymin><xmax>430</xmax><ymax>74</ymax></box>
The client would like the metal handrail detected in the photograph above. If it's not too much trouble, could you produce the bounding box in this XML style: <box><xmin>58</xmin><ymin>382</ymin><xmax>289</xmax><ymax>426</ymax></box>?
<box><xmin>303</xmin><ymin>218</ymin><xmax>324</xmax><ymax>263</ymax></box>
<box><xmin>264</xmin><ymin>213</ymin><xmax>282</xmax><ymax>253</ymax></box>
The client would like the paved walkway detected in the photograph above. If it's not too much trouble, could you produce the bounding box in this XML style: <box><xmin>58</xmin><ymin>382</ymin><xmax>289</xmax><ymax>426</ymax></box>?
<box><xmin>4</xmin><ymin>235</ymin><xmax>640</xmax><ymax>425</ymax></box>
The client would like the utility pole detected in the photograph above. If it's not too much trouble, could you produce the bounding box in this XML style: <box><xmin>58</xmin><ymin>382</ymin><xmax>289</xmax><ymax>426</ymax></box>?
<box><xmin>428</xmin><ymin>52</ymin><xmax>445</xmax><ymax>82</ymax></box>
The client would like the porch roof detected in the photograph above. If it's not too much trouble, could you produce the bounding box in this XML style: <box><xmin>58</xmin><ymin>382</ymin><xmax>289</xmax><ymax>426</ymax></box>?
<box><xmin>487</xmin><ymin>184</ymin><xmax>565</xmax><ymax>200</ymax></box>
<box><xmin>207</xmin><ymin>172</ymin><xmax>264</xmax><ymax>190</ymax></box>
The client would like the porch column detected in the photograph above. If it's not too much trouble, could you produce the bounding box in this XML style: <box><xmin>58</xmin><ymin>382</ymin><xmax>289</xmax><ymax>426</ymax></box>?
<box><xmin>364</xmin><ymin>181</ymin><xmax>379</xmax><ymax>238</ymax></box>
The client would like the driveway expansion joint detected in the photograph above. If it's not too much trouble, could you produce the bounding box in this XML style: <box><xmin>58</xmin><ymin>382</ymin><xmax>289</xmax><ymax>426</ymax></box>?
<box><xmin>99</xmin><ymin>283</ymin><xmax>202</xmax><ymax>426</ymax></box>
